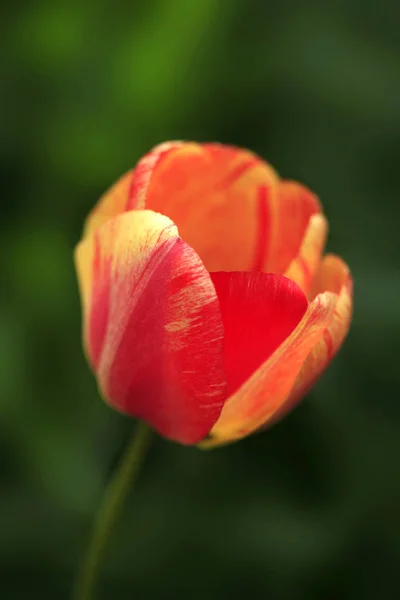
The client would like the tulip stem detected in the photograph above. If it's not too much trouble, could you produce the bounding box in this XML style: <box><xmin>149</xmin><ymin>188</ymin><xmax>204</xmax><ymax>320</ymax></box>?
<box><xmin>72</xmin><ymin>420</ymin><xmax>153</xmax><ymax>600</ymax></box>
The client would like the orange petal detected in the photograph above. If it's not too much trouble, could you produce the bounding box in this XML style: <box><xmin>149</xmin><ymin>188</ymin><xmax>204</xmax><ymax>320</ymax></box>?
<box><xmin>83</xmin><ymin>141</ymin><xmax>185</xmax><ymax>238</ymax></box>
<box><xmin>129</xmin><ymin>142</ymin><xmax>280</xmax><ymax>272</ymax></box>
<box><xmin>83</xmin><ymin>170</ymin><xmax>133</xmax><ymax>238</ymax></box>
<box><xmin>82</xmin><ymin>142</ymin><xmax>322</xmax><ymax>277</ymax></box>
<box><xmin>75</xmin><ymin>209</ymin><xmax>228</xmax><ymax>444</ymax></box>
<box><xmin>284</xmin><ymin>214</ymin><xmax>328</xmax><ymax>296</ymax></box>
<box><xmin>200</xmin><ymin>290</ymin><xmax>337</xmax><ymax>448</ymax></box>
<box><xmin>286</xmin><ymin>254</ymin><xmax>353</xmax><ymax>406</ymax></box>
<box><xmin>266</xmin><ymin>181</ymin><xmax>322</xmax><ymax>274</ymax></box>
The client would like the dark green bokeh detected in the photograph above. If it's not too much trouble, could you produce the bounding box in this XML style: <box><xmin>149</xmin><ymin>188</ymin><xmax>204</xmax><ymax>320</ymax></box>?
<box><xmin>1</xmin><ymin>1</ymin><xmax>400</xmax><ymax>598</ymax></box>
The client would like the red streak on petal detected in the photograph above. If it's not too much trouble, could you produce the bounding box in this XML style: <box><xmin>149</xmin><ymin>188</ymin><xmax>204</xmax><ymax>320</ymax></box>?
<box><xmin>323</xmin><ymin>328</ymin><xmax>334</xmax><ymax>360</ymax></box>
<box><xmin>214</xmin><ymin>158</ymin><xmax>257</xmax><ymax>191</ymax></box>
<box><xmin>210</xmin><ymin>271</ymin><xmax>308</xmax><ymax>396</ymax></box>
<box><xmin>127</xmin><ymin>145</ymin><xmax>177</xmax><ymax>210</ymax></box>
<box><xmin>253</xmin><ymin>185</ymin><xmax>270</xmax><ymax>271</ymax></box>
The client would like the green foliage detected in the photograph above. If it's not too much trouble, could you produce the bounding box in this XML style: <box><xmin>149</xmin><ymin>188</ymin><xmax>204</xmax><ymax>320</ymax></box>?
<box><xmin>1</xmin><ymin>0</ymin><xmax>400</xmax><ymax>598</ymax></box>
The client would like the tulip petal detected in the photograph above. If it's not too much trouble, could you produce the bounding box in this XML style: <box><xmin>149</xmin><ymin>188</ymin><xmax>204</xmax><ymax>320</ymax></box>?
<box><xmin>210</xmin><ymin>272</ymin><xmax>308</xmax><ymax>397</ymax></box>
<box><xmin>284</xmin><ymin>214</ymin><xmax>328</xmax><ymax>296</ymax></box>
<box><xmin>129</xmin><ymin>142</ymin><xmax>280</xmax><ymax>272</ymax></box>
<box><xmin>200</xmin><ymin>290</ymin><xmax>337</xmax><ymax>448</ymax></box>
<box><xmin>265</xmin><ymin>181</ymin><xmax>322</xmax><ymax>274</ymax></box>
<box><xmin>83</xmin><ymin>141</ymin><xmax>185</xmax><ymax>238</ymax></box>
<box><xmin>83</xmin><ymin>170</ymin><xmax>133</xmax><ymax>239</ymax></box>
<box><xmin>286</xmin><ymin>254</ymin><xmax>353</xmax><ymax>406</ymax></box>
<box><xmin>75</xmin><ymin>209</ymin><xmax>228</xmax><ymax>444</ymax></box>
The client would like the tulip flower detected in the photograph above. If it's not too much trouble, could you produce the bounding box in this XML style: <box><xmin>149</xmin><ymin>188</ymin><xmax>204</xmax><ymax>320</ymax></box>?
<box><xmin>75</xmin><ymin>141</ymin><xmax>352</xmax><ymax>448</ymax></box>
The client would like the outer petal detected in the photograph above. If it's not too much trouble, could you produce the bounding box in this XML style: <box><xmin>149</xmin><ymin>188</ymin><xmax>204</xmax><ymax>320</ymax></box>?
<box><xmin>133</xmin><ymin>142</ymin><xmax>279</xmax><ymax>272</ymax></box>
<box><xmin>75</xmin><ymin>209</ymin><xmax>227</xmax><ymax>445</ymax></box>
<box><xmin>200</xmin><ymin>291</ymin><xmax>337</xmax><ymax>448</ymax></box>
<box><xmin>286</xmin><ymin>254</ymin><xmax>353</xmax><ymax>406</ymax></box>
<box><xmin>83</xmin><ymin>142</ymin><xmax>185</xmax><ymax>238</ymax></box>
<box><xmin>284</xmin><ymin>214</ymin><xmax>328</xmax><ymax>296</ymax></box>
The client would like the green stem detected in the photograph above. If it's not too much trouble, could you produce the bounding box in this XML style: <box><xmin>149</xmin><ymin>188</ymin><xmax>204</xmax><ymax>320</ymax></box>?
<box><xmin>73</xmin><ymin>421</ymin><xmax>153</xmax><ymax>600</ymax></box>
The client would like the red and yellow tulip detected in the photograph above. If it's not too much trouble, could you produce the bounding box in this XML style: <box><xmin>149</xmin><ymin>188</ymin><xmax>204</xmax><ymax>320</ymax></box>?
<box><xmin>75</xmin><ymin>142</ymin><xmax>352</xmax><ymax>447</ymax></box>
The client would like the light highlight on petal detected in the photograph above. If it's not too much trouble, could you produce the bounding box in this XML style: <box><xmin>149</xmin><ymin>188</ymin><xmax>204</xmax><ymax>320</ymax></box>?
<box><xmin>83</xmin><ymin>170</ymin><xmax>133</xmax><ymax>239</ymax></box>
<box><xmin>284</xmin><ymin>214</ymin><xmax>328</xmax><ymax>296</ymax></box>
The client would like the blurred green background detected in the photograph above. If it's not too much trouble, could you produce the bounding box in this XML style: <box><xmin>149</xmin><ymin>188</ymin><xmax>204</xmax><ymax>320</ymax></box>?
<box><xmin>1</xmin><ymin>0</ymin><xmax>400</xmax><ymax>598</ymax></box>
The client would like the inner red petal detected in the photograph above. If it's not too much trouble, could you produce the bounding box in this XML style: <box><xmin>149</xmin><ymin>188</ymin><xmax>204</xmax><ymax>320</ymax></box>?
<box><xmin>210</xmin><ymin>271</ymin><xmax>308</xmax><ymax>396</ymax></box>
